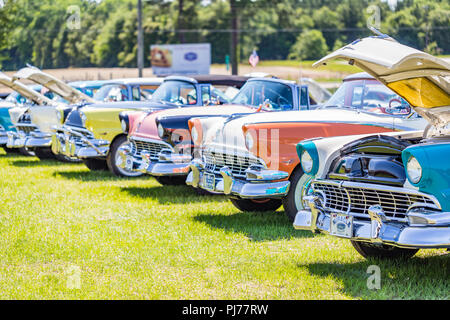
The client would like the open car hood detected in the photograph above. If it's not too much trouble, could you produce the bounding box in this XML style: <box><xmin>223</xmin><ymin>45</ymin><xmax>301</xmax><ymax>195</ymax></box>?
<box><xmin>0</xmin><ymin>72</ymin><xmax>54</xmax><ymax>106</ymax></box>
<box><xmin>314</xmin><ymin>36</ymin><xmax>450</xmax><ymax>128</ymax></box>
<box><xmin>300</xmin><ymin>78</ymin><xmax>332</xmax><ymax>104</ymax></box>
<box><xmin>13</xmin><ymin>67</ymin><xmax>95</xmax><ymax>104</ymax></box>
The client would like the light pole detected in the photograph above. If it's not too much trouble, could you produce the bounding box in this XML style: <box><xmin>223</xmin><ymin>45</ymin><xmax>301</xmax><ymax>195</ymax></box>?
<box><xmin>137</xmin><ymin>0</ymin><xmax>144</xmax><ymax>77</ymax></box>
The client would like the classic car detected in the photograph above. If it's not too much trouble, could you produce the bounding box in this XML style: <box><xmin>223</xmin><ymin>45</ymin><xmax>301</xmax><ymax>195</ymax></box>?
<box><xmin>118</xmin><ymin>77</ymin><xmax>315</xmax><ymax>185</ymax></box>
<box><xmin>7</xmin><ymin>67</ymin><xmax>98</xmax><ymax>160</ymax></box>
<box><xmin>0</xmin><ymin>72</ymin><xmax>54</xmax><ymax>155</ymax></box>
<box><xmin>188</xmin><ymin>72</ymin><xmax>428</xmax><ymax>221</ymax></box>
<box><xmin>52</xmin><ymin>75</ymin><xmax>247</xmax><ymax>177</ymax></box>
<box><xmin>65</xmin><ymin>80</ymin><xmax>109</xmax><ymax>99</ymax></box>
<box><xmin>293</xmin><ymin>35</ymin><xmax>449</xmax><ymax>259</ymax></box>
<box><xmin>92</xmin><ymin>78</ymin><xmax>163</xmax><ymax>102</ymax></box>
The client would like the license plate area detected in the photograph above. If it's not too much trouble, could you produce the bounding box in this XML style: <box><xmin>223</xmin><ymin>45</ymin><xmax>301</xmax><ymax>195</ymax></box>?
<box><xmin>202</xmin><ymin>173</ymin><xmax>215</xmax><ymax>190</ymax></box>
<box><xmin>330</xmin><ymin>213</ymin><xmax>353</xmax><ymax>238</ymax></box>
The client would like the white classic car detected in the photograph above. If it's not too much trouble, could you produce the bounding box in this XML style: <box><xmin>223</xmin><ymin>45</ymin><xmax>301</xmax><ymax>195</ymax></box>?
<box><xmin>0</xmin><ymin>72</ymin><xmax>54</xmax><ymax>155</ymax></box>
<box><xmin>7</xmin><ymin>67</ymin><xmax>96</xmax><ymax>160</ymax></box>
<box><xmin>187</xmin><ymin>71</ymin><xmax>428</xmax><ymax>221</ymax></box>
<box><xmin>293</xmin><ymin>35</ymin><xmax>449</xmax><ymax>259</ymax></box>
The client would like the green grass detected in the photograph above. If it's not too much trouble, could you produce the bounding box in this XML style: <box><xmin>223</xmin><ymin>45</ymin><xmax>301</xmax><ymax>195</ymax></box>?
<box><xmin>0</xmin><ymin>150</ymin><xmax>448</xmax><ymax>299</ymax></box>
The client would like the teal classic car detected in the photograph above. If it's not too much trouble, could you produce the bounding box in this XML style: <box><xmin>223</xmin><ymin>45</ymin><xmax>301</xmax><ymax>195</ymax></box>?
<box><xmin>293</xmin><ymin>35</ymin><xmax>449</xmax><ymax>259</ymax></box>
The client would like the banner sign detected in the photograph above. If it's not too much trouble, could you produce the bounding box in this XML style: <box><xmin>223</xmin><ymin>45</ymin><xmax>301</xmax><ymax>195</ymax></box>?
<box><xmin>150</xmin><ymin>43</ymin><xmax>211</xmax><ymax>76</ymax></box>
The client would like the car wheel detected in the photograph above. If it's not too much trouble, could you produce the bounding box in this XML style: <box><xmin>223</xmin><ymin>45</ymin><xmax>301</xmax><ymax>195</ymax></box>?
<box><xmin>230</xmin><ymin>198</ymin><xmax>282</xmax><ymax>212</ymax></box>
<box><xmin>2</xmin><ymin>146</ymin><xmax>19</xmax><ymax>154</ymax></box>
<box><xmin>55</xmin><ymin>154</ymin><xmax>82</xmax><ymax>163</ymax></box>
<box><xmin>351</xmin><ymin>241</ymin><xmax>419</xmax><ymax>260</ymax></box>
<box><xmin>34</xmin><ymin>147</ymin><xmax>56</xmax><ymax>160</ymax></box>
<box><xmin>18</xmin><ymin>147</ymin><xmax>35</xmax><ymax>157</ymax></box>
<box><xmin>107</xmin><ymin>135</ymin><xmax>143</xmax><ymax>177</ymax></box>
<box><xmin>155</xmin><ymin>176</ymin><xmax>187</xmax><ymax>186</ymax></box>
<box><xmin>193</xmin><ymin>187</ymin><xmax>214</xmax><ymax>196</ymax></box>
<box><xmin>83</xmin><ymin>159</ymin><xmax>109</xmax><ymax>171</ymax></box>
<box><xmin>282</xmin><ymin>167</ymin><xmax>312</xmax><ymax>222</ymax></box>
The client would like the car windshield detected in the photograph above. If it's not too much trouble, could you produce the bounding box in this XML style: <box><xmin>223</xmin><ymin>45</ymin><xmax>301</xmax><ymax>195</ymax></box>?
<box><xmin>78</xmin><ymin>86</ymin><xmax>101</xmax><ymax>98</ymax></box>
<box><xmin>151</xmin><ymin>80</ymin><xmax>198</xmax><ymax>105</ymax></box>
<box><xmin>94</xmin><ymin>84</ymin><xmax>129</xmax><ymax>102</ymax></box>
<box><xmin>5</xmin><ymin>87</ymin><xmax>56</xmax><ymax>104</ymax></box>
<box><xmin>322</xmin><ymin>79</ymin><xmax>412</xmax><ymax>116</ymax></box>
<box><xmin>231</xmin><ymin>80</ymin><xmax>294</xmax><ymax>111</ymax></box>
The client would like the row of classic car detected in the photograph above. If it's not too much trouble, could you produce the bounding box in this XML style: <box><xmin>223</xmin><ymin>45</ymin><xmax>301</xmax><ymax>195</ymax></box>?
<box><xmin>186</xmin><ymin>35</ymin><xmax>449</xmax><ymax>259</ymax></box>
<box><xmin>1</xmin><ymin>33</ymin><xmax>448</xmax><ymax>260</ymax></box>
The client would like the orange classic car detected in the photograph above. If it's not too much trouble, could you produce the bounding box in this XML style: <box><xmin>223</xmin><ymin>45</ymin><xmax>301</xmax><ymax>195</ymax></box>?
<box><xmin>188</xmin><ymin>72</ymin><xmax>428</xmax><ymax>221</ymax></box>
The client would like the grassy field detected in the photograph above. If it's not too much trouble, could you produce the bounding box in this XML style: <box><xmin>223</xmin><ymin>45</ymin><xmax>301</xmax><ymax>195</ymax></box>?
<box><xmin>0</xmin><ymin>150</ymin><xmax>448</xmax><ymax>299</ymax></box>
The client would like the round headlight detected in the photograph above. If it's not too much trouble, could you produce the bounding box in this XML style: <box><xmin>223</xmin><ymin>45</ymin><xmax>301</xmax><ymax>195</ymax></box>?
<box><xmin>191</xmin><ymin>126</ymin><xmax>198</xmax><ymax>144</ymax></box>
<box><xmin>157</xmin><ymin>123</ymin><xmax>165</xmax><ymax>138</ymax></box>
<box><xmin>406</xmin><ymin>156</ymin><xmax>422</xmax><ymax>183</ymax></box>
<box><xmin>301</xmin><ymin>150</ymin><xmax>313</xmax><ymax>173</ymax></box>
<box><xmin>245</xmin><ymin>132</ymin><xmax>254</xmax><ymax>150</ymax></box>
<box><xmin>79</xmin><ymin>111</ymin><xmax>87</xmax><ymax>127</ymax></box>
<box><xmin>121</xmin><ymin>119</ymin><xmax>128</xmax><ymax>133</ymax></box>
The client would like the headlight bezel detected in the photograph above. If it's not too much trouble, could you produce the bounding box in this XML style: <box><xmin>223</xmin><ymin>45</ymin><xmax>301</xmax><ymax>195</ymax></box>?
<box><xmin>406</xmin><ymin>156</ymin><xmax>422</xmax><ymax>184</ymax></box>
<box><xmin>296</xmin><ymin>141</ymin><xmax>319</xmax><ymax>176</ymax></box>
<box><xmin>55</xmin><ymin>109</ymin><xmax>62</xmax><ymax>123</ymax></box>
<box><xmin>245</xmin><ymin>131</ymin><xmax>254</xmax><ymax>151</ymax></box>
<box><xmin>121</xmin><ymin>119</ymin><xmax>128</xmax><ymax>134</ymax></box>
<box><xmin>79</xmin><ymin>111</ymin><xmax>87</xmax><ymax>127</ymax></box>
<box><xmin>191</xmin><ymin>126</ymin><xmax>198</xmax><ymax>144</ymax></box>
<box><xmin>157</xmin><ymin>123</ymin><xmax>165</xmax><ymax>138</ymax></box>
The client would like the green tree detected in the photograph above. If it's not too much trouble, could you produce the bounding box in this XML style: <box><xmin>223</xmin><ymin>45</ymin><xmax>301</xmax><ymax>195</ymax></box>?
<box><xmin>289</xmin><ymin>29</ymin><xmax>328</xmax><ymax>61</ymax></box>
<box><xmin>312</xmin><ymin>6</ymin><xmax>343</xmax><ymax>50</ymax></box>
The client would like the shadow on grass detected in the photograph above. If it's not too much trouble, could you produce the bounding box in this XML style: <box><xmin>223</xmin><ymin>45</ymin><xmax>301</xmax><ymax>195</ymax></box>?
<box><xmin>53</xmin><ymin>170</ymin><xmax>123</xmax><ymax>182</ymax></box>
<box><xmin>301</xmin><ymin>251</ymin><xmax>449</xmax><ymax>299</ymax></box>
<box><xmin>9</xmin><ymin>158</ymin><xmax>61</xmax><ymax>167</ymax></box>
<box><xmin>121</xmin><ymin>185</ymin><xmax>229</xmax><ymax>204</ymax></box>
<box><xmin>194</xmin><ymin>210</ymin><xmax>320</xmax><ymax>241</ymax></box>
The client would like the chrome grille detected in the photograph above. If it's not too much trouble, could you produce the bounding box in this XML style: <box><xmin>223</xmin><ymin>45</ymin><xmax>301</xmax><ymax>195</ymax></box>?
<box><xmin>58</xmin><ymin>126</ymin><xmax>94</xmax><ymax>146</ymax></box>
<box><xmin>16</xmin><ymin>125</ymin><xmax>38</xmax><ymax>134</ymax></box>
<box><xmin>130</xmin><ymin>139</ymin><xmax>169</xmax><ymax>160</ymax></box>
<box><xmin>203</xmin><ymin>150</ymin><xmax>263</xmax><ymax>178</ymax></box>
<box><xmin>313</xmin><ymin>182</ymin><xmax>437</xmax><ymax>220</ymax></box>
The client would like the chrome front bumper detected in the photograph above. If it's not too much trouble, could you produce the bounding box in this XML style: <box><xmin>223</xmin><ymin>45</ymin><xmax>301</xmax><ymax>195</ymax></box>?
<box><xmin>7</xmin><ymin>131</ymin><xmax>52</xmax><ymax>149</ymax></box>
<box><xmin>186</xmin><ymin>159</ymin><xmax>290</xmax><ymax>198</ymax></box>
<box><xmin>116</xmin><ymin>145</ymin><xmax>191</xmax><ymax>176</ymax></box>
<box><xmin>52</xmin><ymin>126</ymin><xmax>109</xmax><ymax>159</ymax></box>
<box><xmin>294</xmin><ymin>195</ymin><xmax>450</xmax><ymax>249</ymax></box>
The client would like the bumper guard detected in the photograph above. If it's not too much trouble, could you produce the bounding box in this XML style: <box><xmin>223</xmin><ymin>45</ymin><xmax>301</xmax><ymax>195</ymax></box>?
<box><xmin>294</xmin><ymin>195</ymin><xmax>450</xmax><ymax>249</ymax></box>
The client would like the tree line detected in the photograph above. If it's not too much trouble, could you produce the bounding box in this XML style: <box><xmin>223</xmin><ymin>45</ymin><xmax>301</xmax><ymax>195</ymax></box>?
<box><xmin>0</xmin><ymin>0</ymin><xmax>448</xmax><ymax>71</ymax></box>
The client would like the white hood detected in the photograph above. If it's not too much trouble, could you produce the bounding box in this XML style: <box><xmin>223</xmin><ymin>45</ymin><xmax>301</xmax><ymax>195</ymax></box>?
<box><xmin>300</xmin><ymin>78</ymin><xmax>332</xmax><ymax>104</ymax></box>
<box><xmin>156</xmin><ymin>104</ymin><xmax>255</xmax><ymax>118</ymax></box>
<box><xmin>314</xmin><ymin>36</ymin><xmax>450</xmax><ymax>127</ymax></box>
<box><xmin>206</xmin><ymin>107</ymin><xmax>427</xmax><ymax>151</ymax></box>
<box><xmin>13</xmin><ymin>67</ymin><xmax>95</xmax><ymax>104</ymax></box>
<box><xmin>0</xmin><ymin>72</ymin><xmax>54</xmax><ymax>106</ymax></box>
